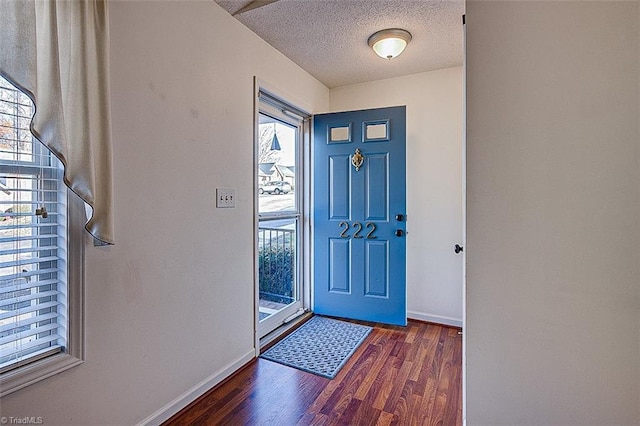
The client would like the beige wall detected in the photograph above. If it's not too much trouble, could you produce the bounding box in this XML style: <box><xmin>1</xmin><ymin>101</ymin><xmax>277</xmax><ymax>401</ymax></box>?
<box><xmin>466</xmin><ymin>1</ymin><xmax>640</xmax><ymax>424</ymax></box>
<box><xmin>330</xmin><ymin>68</ymin><xmax>464</xmax><ymax>326</ymax></box>
<box><xmin>0</xmin><ymin>2</ymin><xmax>329</xmax><ymax>424</ymax></box>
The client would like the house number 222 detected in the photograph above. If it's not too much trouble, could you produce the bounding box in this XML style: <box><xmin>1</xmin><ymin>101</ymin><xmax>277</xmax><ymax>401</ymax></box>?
<box><xmin>338</xmin><ymin>221</ymin><xmax>377</xmax><ymax>239</ymax></box>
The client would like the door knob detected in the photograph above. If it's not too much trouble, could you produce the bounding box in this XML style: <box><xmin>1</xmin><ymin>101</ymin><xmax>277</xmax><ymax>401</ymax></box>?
<box><xmin>395</xmin><ymin>229</ymin><xmax>404</xmax><ymax>237</ymax></box>
<box><xmin>454</xmin><ymin>244</ymin><xmax>464</xmax><ymax>254</ymax></box>
<box><xmin>395</xmin><ymin>214</ymin><xmax>405</xmax><ymax>221</ymax></box>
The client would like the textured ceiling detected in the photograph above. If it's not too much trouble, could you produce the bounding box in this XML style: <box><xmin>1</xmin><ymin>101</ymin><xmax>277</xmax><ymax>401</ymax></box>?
<box><xmin>215</xmin><ymin>0</ymin><xmax>465</xmax><ymax>89</ymax></box>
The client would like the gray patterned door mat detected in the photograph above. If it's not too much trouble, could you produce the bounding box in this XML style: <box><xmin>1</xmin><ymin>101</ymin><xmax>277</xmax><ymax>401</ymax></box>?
<box><xmin>260</xmin><ymin>315</ymin><xmax>372</xmax><ymax>379</ymax></box>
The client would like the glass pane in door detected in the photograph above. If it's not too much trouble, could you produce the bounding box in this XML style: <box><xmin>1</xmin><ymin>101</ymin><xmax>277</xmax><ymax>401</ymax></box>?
<box><xmin>257</xmin><ymin>114</ymin><xmax>299</xmax><ymax>324</ymax></box>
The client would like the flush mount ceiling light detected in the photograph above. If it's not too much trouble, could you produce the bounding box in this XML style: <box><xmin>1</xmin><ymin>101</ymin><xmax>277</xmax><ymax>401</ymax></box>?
<box><xmin>368</xmin><ymin>28</ymin><xmax>412</xmax><ymax>60</ymax></box>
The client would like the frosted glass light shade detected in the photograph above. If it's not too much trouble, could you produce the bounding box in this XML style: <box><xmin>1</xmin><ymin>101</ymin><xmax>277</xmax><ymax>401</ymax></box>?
<box><xmin>368</xmin><ymin>28</ymin><xmax>412</xmax><ymax>59</ymax></box>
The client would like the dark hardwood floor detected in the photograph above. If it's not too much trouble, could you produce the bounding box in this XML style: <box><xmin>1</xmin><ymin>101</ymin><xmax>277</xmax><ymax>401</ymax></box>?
<box><xmin>165</xmin><ymin>319</ymin><xmax>462</xmax><ymax>425</ymax></box>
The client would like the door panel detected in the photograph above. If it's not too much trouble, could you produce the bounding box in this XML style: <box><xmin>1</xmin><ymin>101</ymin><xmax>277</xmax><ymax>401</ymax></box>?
<box><xmin>329</xmin><ymin>238</ymin><xmax>351</xmax><ymax>293</ymax></box>
<box><xmin>365</xmin><ymin>154</ymin><xmax>388</xmax><ymax>221</ymax></box>
<box><xmin>313</xmin><ymin>106</ymin><xmax>406</xmax><ymax>326</ymax></box>
<box><xmin>365</xmin><ymin>240</ymin><xmax>388</xmax><ymax>297</ymax></box>
<box><xmin>329</xmin><ymin>155</ymin><xmax>351</xmax><ymax>220</ymax></box>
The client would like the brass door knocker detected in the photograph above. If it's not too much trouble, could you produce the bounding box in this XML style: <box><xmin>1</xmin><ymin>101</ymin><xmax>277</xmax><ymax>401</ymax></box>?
<box><xmin>351</xmin><ymin>148</ymin><xmax>364</xmax><ymax>171</ymax></box>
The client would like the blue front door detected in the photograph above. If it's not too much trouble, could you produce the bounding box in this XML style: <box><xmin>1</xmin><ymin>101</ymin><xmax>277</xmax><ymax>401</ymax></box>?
<box><xmin>313</xmin><ymin>106</ymin><xmax>406</xmax><ymax>326</ymax></box>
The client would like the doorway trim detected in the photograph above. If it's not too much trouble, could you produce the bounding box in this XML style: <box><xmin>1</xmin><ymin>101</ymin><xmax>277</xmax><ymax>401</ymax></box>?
<box><xmin>253</xmin><ymin>78</ymin><xmax>312</xmax><ymax>353</ymax></box>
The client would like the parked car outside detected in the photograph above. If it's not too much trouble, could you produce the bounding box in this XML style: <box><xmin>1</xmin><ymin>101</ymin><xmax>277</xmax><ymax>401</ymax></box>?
<box><xmin>259</xmin><ymin>181</ymin><xmax>292</xmax><ymax>195</ymax></box>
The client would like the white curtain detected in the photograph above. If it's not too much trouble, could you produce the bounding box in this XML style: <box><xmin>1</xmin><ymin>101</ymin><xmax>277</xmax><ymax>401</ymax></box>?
<box><xmin>0</xmin><ymin>0</ymin><xmax>114</xmax><ymax>244</ymax></box>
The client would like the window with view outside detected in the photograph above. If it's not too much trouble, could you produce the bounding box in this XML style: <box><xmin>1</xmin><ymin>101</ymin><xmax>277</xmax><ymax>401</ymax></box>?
<box><xmin>0</xmin><ymin>75</ymin><xmax>68</xmax><ymax>373</ymax></box>
<box><xmin>257</xmin><ymin>111</ymin><xmax>301</xmax><ymax>331</ymax></box>
<box><xmin>258</xmin><ymin>121</ymin><xmax>296</xmax><ymax>213</ymax></box>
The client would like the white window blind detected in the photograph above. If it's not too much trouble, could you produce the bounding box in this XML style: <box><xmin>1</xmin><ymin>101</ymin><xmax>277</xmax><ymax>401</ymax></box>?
<box><xmin>0</xmin><ymin>75</ymin><xmax>67</xmax><ymax>373</ymax></box>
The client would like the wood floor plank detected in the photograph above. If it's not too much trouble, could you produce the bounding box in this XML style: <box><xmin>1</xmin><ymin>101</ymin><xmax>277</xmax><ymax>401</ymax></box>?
<box><xmin>318</xmin><ymin>342</ymin><xmax>380</xmax><ymax>418</ymax></box>
<box><xmin>306</xmin><ymin>413</ymin><xmax>330</xmax><ymax>426</ymax></box>
<box><xmin>376</xmin><ymin>411</ymin><xmax>396</xmax><ymax>426</ymax></box>
<box><xmin>443</xmin><ymin>328</ymin><xmax>464</xmax><ymax>425</ymax></box>
<box><xmin>321</xmin><ymin>380</ymin><xmax>355</xmax><ymax>422</ymax></box>
<box><xmin>371</xmin><ymin>355</ymin><xmax>399</xmax><ymax>411</ymax></box>
<box><xmin>164</xmin><ymin>319</ymin><xmax>462</xmax><ymax>426</ymax></box>
<box><xmin>425</xmin><ymin>327</ymin><xmax>453</xmax><ymax>423</ymax></box>
<box><xmin>227</xmin><ymin>367</ymin><xmax>327</xmax><ymax>425</ymax></box>
<box><xmin>407</xmin><ymin>341</ymin><xmax>428</xmax><ymax>382</ymax></box>
<box><xmin>415</xmin><ymin>324</ymin><xmax>446</xmax><ymax>398</ymax></box>
<box><xmin>404</xmin><ymin>323</ymin><xmax>428</xmax><ymax>364</ymax></box>
<box><xmin>409</xmin><ymin>391</ymin><xmax>425</xmax><ymax>426</ymax></box>
<box><xmin>193</xmin><ymin>362</ymin><xmax>299</xmax><ymax>425</ymax></box>
<box><xmin>304</xmin><ymin>376</ymin><xmax>346</xmax><ymax>419</ymax></box>
<box><xmin>390</xmin><ymin>377</ymin><xmax>414</xmax><ymax>421</ymax></box>
<box><xmin>334</xmin><ymin>396</ymin><xmax>363</xmax><ymax>425</ymax></box>
<box><xmin>353</xmin><ymin>339</ymin><xmax>395</xmax><ymax>400</ymax></box>
<box><xmin>351</xmin><ymin>382</ymin><xmax>384</xmax><ymax>426</ymax></box>
<box><xmin>404</xmin><ymin>323</ymin><xmax>419</xmax><ymax>344</ymax></box>
<box><xmin>409</xmin><ymin>324</ymin><xmax>440</xmax><ymax>386</ymax></box>
<box><xmin>382</xmin><ymin>359</ymin><xmax>413</xmax><ymax>413</ymax></box>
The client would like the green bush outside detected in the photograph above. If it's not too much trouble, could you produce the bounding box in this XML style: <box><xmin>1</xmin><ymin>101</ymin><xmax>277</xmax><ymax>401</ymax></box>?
<box><xmin>258</xmin><ymin>243</ymin><xmax>294</xmax><ymax>305</ymax></box>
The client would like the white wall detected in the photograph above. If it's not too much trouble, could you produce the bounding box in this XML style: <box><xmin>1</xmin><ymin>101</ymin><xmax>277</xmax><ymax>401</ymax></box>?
<box><xmin>0</xmin><ymin>2</ymin><xmax>329</xmax><ymax>424</ymax></box>
<box><xmin>466</xmin><ymin>1</ymin><xmax>640</xmax><ymax>425</ymax></box>
<box><xmin>330</xmin><ymin>68</ymin><xmax>464</xmax><ymax>326</ymax></box>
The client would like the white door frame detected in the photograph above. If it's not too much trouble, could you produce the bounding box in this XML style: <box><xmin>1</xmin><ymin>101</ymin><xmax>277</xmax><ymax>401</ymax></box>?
<box><xmin>253</xmin><ymin>78</ymin><xmax>312</xmax><ymax>352</ymax></box>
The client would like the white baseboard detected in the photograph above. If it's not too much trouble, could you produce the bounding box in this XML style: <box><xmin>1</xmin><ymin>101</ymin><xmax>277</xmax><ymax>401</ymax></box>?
<box><xmin>138</xmin><ymin>349</ymin><xmax>255</xmax><ymax>426</ymax></box>
<box><xmin>407</xmin><ymin>310</ymin><xmax>462</xmax><ymax>328</ymax></box>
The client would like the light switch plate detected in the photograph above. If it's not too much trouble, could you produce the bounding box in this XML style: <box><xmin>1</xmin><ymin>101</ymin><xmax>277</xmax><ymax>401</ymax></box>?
<box><xmin>216</xmin><ymin>188</ymin><xmax>235</xmax><ymax>208</ymax></box>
